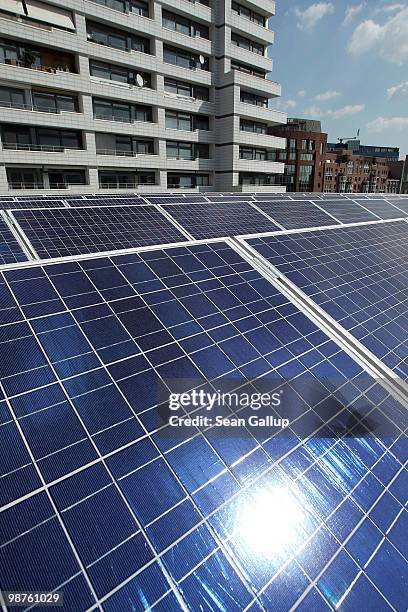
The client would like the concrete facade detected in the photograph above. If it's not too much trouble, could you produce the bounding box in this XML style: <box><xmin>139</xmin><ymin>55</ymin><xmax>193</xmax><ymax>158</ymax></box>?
<box><xmin>0</xmin><ymin>0</ymin><xmax>286</xmax><ymax>194</ymax></box>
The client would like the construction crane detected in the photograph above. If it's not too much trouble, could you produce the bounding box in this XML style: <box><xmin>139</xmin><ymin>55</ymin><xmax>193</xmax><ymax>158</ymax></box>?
<box><xmin>338</xmin><ymin>129</ymin><xmax>360</xmax><ymax>144</ymax></box>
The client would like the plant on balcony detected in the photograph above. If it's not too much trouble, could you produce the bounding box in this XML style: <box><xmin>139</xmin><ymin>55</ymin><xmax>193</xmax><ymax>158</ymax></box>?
<box><xmin>21</xmin><ymin>49</ymin><xmax>37</xmax><ymax>68</ymax></box>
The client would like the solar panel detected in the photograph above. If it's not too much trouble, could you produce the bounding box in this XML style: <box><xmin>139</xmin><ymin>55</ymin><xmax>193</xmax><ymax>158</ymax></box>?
<box><xmin>68</xmin><ymin>197</ymin><xmax>146</xmax><ymax>207</ymax></box>
<box><xmin>315</xmin><ymin>199</ymin><xmax>378</xmax><ymax>224</ymax></box>
<box><xmin>0</xmin><ymin>241</ymin><xmax>406</xmax><ymax>610</ymax></box>
<box><xmin>352</xmin><ymin>199</ymin><xmax>406</xmax><ymax>220</ymax></box>
<box><xmin>161</xmin><ymin>201</ymin><xmax>280</xmax><ymax>239</ymax></box>
<box><xmin>254</xmin><ymin>200</ymin><xmax>340</xmax><ymax>230</ymax></box>
<box><xmin>0</xmin><ymin>199</ymin><xmax>67</xmax><ymax>209</ymax></box>
<box><xmin>205</xmin><ymin>195</ymin><xmax>254</xmax><ymax>202</ymax></box>
<box><xmin>147</xmin><ymin>196</ymin><xmax>208</xmax><ymax>205</ymax></box>
<box><xmin>0</xmin><ymin>218</ymin><xmax>28</xmax><ymax>265</ymax></box>
<box><xmin>246</xmin><ymin>221</ymin><xmax>408</xmax><ymax>380</ymax></box>
<box><xmin>12</xmin><ymin>206</ymin><xmax>187</xmax><ymax>259</ymax></box>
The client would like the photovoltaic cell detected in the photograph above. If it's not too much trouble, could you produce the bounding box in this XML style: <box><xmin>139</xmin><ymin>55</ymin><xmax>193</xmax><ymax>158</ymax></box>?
<box><xmin>0</xmin><ymin>218</ymin><xmax>28</xmax><ymax>265</ymax></box>
<box><xmin>352</xmin><ymin>199</ymin><xmax>407</xmax><ymax>220</ymax></box>
<box><xmin>0</xmin><ymin>199</ymin><xmax>67</xmax><ymax>209</ymax></box>
<box><xmin>205</xmin><ymin>196</ymin><xmax>254</xmax><ymax>202</ymax></box>
<box><xmin>315</xmin><ymin>199</ymin><xmax>378</xmax><ymax>224</ymax></box>
<box><xmin>147</xmin><ymin>196</ymin><xmax>208</xmax><ymax>205</ymax></box>
<box><xmin>254</xmin><ymin>200</ymin><xmax>339</xmax><ymax>230</ymax></box>
<box><xmin>12</xmin><ymin>206</ymin><xmax>187</xmax><ymax>259</ymax></box>
<box><xmin>0</xmin><ymin>241</ymin><xmax>406</xmax><ymax>611</ymax></box>
<box><xmin>247</xmin><ymin>221</ymin><xmax>408</xmax><ymax>380</ymax></box>
<box><xmin>161</xmin><ymin>201</ymin><xmax>280</xmax><ymax>239</ymax></box>
<box><xmin>68</xmin><ymin>197</ymin><xmax>146</xmax><ymax>207</ymax></box>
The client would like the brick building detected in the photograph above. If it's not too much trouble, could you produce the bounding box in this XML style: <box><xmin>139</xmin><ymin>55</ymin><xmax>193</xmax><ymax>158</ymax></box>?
<box><xmin>268</xmin><ymin>118</ymin><xmax>327</xmax><ymax>192</ymax></box>
<box><xmin>323</xmin><ymin>151</ymin><xmax>390</xmax><ymax>194</ymax></box>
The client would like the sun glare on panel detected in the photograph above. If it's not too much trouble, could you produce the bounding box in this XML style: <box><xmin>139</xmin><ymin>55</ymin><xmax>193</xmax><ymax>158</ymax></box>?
<box><xmin>235</xmin><ymin>488</ymin><xmax>305</xmax><ymax>557</ymax></box>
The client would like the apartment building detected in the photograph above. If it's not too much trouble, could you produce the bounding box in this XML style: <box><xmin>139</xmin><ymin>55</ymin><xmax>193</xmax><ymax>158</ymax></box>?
<box><xmin>0</xmin><ymin>0</ymin><xmax>286</xmax><ymax>193</ymax></box>
<box><xmin>323</xmin><ymin>151</ymin><xmax>390</xmax><ymax>194</ymax></box>
<box><xmin>268</xmin><ymin>118</ymin><xmax>328</xmax><ymax>192</ymax></box>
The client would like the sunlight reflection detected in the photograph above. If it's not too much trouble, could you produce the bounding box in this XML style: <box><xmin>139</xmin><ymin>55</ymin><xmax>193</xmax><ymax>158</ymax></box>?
<box><xmin>236</xmin><ymin>487</ymin><xmax>305</xmax><ymax>556</ymax></box>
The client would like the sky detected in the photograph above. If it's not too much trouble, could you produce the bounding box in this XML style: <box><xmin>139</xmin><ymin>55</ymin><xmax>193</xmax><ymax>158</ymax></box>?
<box><xmin>268</xmin><ymin>0</ymin><xmax>408</xmax><ymax>158</ymax></box>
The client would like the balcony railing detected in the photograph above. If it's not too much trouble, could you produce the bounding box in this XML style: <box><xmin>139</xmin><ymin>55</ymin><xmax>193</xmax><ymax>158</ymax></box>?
<box><xmin>2</xmin><ymin>58</ymin><xmax>75</xmax><ymax>74</ymax></box>
<box><xmin>94</xmin><ymin>114</ymin><xmax>153</xmax><ymax>124</ymax></box>
<box><xmin>0</xmin><ymin>101</ymin><xmax>79</xmax><ymax>114</ymax></box>
<box><xmin>8</xmin><ymin>182</ymin><xmax>45</xmax><ymax>189</ymax></box>
<box><xmin>2</xmin><ymin>143</ymin><xmax>83</xmax><ymax>152</ymax></box>
<box><xmin>8</xmin><ymin>182</ymin><xmax>85</xmax><ymax>189</ymax></box>
<box><xmin>99</xmin><ymin>182</ymin><xmax>157</xmax><ymax>189</ymax></box>
<box><xmin>96</xmin><ymin>149</ymin><xmax>157</xmax><ymax>157</ymax></box>
<box><xmin>167</xmin><ymin>155</ymin><xmax>211</xmax><ymax>161</ymax></box>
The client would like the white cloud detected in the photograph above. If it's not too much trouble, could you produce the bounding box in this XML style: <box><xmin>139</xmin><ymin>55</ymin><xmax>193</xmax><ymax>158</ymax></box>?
<box><xmin>298</xmin><ymin>89</ymin><xmax>307</xmax><ymax>97</ymax></box>
<box><xmin>348</xmin><ymin>7</ymin><xmax>408</xmax><ymax>64</ymax></box>
<box><xmin>303</xmin><ymin>105</ymin><xmax>325</xmax><ymax>118</ymax></box>
<box><xmin>314</xmin><ymin>90</ymin><xmax>341</xmax><ymax>102</ymax></box>
<box><xmin>329</xmin><ymin>104</ymin><xmax>365</xmax><ymax>119</ymax></box>
<box><xmin>387</xmin><ymin>81</ymin><xmax>408</xmax><ymax>99</ymax></box>
<box><xmin>376</xmin><ymin>3</ymin><xmax>405</xmax><ymax>13</ymax></box>
<box><xmin>343</xmin><ymin>3</ymin><xmax>365</xmax><ymax>25</ymax></box>
<box><xmin>295</xmin><ymin>2</ymin><xmax>335</xmax><ymax>31</ymax></box>
<box><xmin>303</xmin><ymin>104</ymin><xmax>365</xmax><ymax>119</ymax></box>
<box><xmin>366</xmin><ymin>116</ymin><xmax>408</xmax><ymax>132</ymax></box>
<box><xmin>274</xmin><ymin>99</ymin><xmax>297</xmax><ymax>111</ymax></box>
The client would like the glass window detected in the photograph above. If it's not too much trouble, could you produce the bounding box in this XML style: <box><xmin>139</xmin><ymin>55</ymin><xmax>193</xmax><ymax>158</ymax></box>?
<box><xmin>131</xmin><ymin>0</ymin><xmax>149</xmax><ymax>16</ymax></box>
<box><xmin>0</xmin><ymin>86</ymin><xmax>25</xmax><ymax>108</ymax></box>
<box><xmin>194</xmin><ymin>115</ymin><xmax>210</xmax><ymax>131</ymax></box>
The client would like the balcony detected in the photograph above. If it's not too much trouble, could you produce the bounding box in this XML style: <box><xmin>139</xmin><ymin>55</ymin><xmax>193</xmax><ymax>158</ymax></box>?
<box><xmin>0</xmin><ymin>100</ymin><xmax>80</xmax><ymax>116</ymax></box>
<box><xmin>161</xmin><ymin>0</ymin><xmax>212</xmax><ymax>23</ymax></box>
<box><xmin>238</xmin><ymin>131</ymin><xmax>286</xmax><ymax>150</ymax></box>
<box><xmin>238</xmin><ymin>102</ymin><xmax>286</xmax><ymax>125</ymax></box>
<box><xmin>229</xmin><ymin>44</ymin><xmax>272</xmax><ymax>73</ymax></box>
<box><xmin>243</xmin><ymin>0</ymin><xmax>276</xmax><ymax>16</ymax></box>
<box><xmin>237</xmin><ymin>159</ymin><xmax>284</xmax><ymax>174</ymax></box>
<box><xmin>230</xmin><ymin>14</ymin><xmax>275</xmax><ymax>45</ymax></box>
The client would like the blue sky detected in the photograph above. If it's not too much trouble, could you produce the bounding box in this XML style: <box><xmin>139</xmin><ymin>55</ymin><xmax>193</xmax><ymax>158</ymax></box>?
<box><xmin>269</xmin><ymin>0</ymin><xmax>408</xmax><ymax>157</ymax></box>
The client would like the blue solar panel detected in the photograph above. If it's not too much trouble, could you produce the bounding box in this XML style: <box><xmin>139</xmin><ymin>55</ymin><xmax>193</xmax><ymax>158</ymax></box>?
<box><xmin>147</xmin><ymin>196</ymin><xmax>208</xmax><ymax>205</ymax></box>
<box><xmin>0</xmin><ymin>199</ymin><xmax>66</xmax><ymax>209</ymax></box>
<box><xmin>315</xmin><ymin>199</ymin><xmax>378</xmax><ymax>224</ymax></box>
<box><xmin>12</xmin><ymin>206</ymin><xmax>187</xmax><ymax>259</ymax></box>
<box><xmin>352</xmin><ymin>199</ymin><xmax>407</xmax><ymax>220</ymax></box>
<box><xmin>0</xmin><ymin>218</ymin><xmax>28</xmax><ymax>265</ymax></box>
<box><xmin>0</xmin><ymin>241</ymin><xmax>406</xmax><ymax>610</ymax></box>
<box><xmin>254</xmin><ymin>200</ymin><xmax>339</xmax><ymax>230</ymax></box>
<box><xmin>68</xmin><ymin>197</ymin><xmax>146</xmax><ymax>207</ymax></box>
<box><xmin>247</xmin><ymin>221</ymin><xmax>408</xmax><ymax>380</ymax></box>
<box><xmin>161</xmin><ymin>201</ymin><xmax>280</xmax><ymax>239</ymax></box>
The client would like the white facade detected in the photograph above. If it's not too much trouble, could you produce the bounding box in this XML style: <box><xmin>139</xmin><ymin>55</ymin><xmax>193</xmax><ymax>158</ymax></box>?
<box><xmin>0</xmin><ymin>0</ymin><xmax>286</xmax><ymax>193</ymax></box>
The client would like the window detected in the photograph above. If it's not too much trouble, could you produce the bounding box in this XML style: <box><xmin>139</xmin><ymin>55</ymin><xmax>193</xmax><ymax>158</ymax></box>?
<box><xmin>37</xmin><ymin>128</ymin><xmax>81</xmax><ymax>149</ymax></box>
<box><xmin>239</xmin><ymin>147</ymin><xmax>270</xmax><ymax>160</ymax></box>
<box><xmin>231</xmin><ymin>33</ymin><xmax>264</xmax><ymax>55</ymax></box>
<box><xmin>166</xmin><ymin>141</ymin><xmax>209</xmax><ymax>159</ymax></box>
<box><xmin>300</xmin><ymin>153</ymin><xmax>313</xmax><ymax>161</ymax></box>
<box><xmin>167</xmin><ymin>173</ymin><xmax>210</xmax><ymax>188</ymax></box>
<box><xmin>165</xmin><ymin>111</ymin><xmax>209</xmax><ymax>131</ymax></box>
<box><xmin>164</xmin><ymin>78</ymin><xmax>209</xmax><ymax>101</ymax></box>
<box><xmin>114</xmin><ymin>136</ymin><xmax>154</xmax><ymax>154</ymax></box>
<box><xmin>163</xmin><ymin>45</ymin><xmax>209</xmax><ymax>71</ymax></box>
<box><xmin>162</xmin><ymin>11</ymin><xmax>210</xmax><ymax>39</ymax></box>
<box><xmin>232</xmin><ymin>2</ymin><xmax>265</xmax><ymax>26</ymax></box>
<box><xmin>93</xmin><ymin>98</ymin><xmax>152</xmax><ymax>122</ymax></box>
<box><xmin>231</xmin><ymin>60</ymin><xmax>266</xmax><ymax>79</ymax></box>
<box><xmin>87</xmin><ymin>22</ymin><xmax>150</xmax><ymax>54</ymax></box>
<box><xmin>32</xmin><ymin>91</ymin><xmax>78</xmax><ymax>113</ymax></box>
<box><xmin>2</xmin><ymin>125</ymin><xmax>82</xmax><ymax>150</ymax></box>
<box><xmin>240</xmin><ymin>91</ymin><xmax>267</xmax><ymax>107</ymax></box>
<box><xmin>0</xmin><ymin>86</ymin><xmax>25</xmax><ymax>109</ymax></box>
<box><xmin>240</xmin><ymin>119</ymin><xmax>266</xmax><ymax>134</ymax></box>
<box><xmin>99</xmin><ymin>170</ymin><xmax>155</xmax><ymax>187</ymax></box>
<box><xmin>90</xmin><ymin>60</ymin><xmax>152</xmax><ymax>88</ymax></box>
